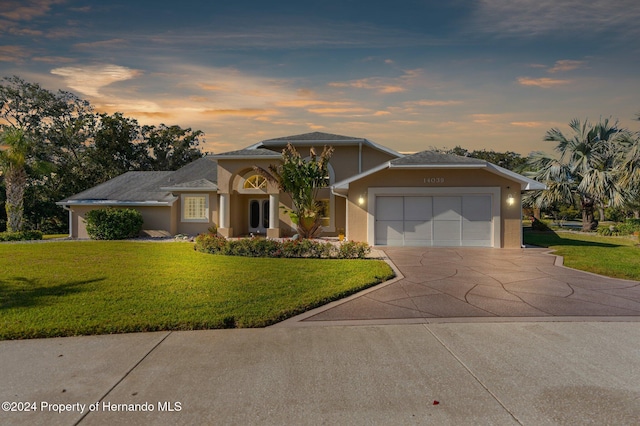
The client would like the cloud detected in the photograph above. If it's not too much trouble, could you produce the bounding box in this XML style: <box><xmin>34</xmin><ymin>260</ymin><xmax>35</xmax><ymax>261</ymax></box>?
<box><xmin>51</xmin><ymin>64</ymin><xmax>142</xmax><ymax>97</ymax></box>
<box><xmin>510</xmin><ymin>121</ymin><xmax>544</xmax><ymax>128</ymax></box>
<box><xmin>200</xmin><ymin>108</ymin><xmax>279</xmax><ymax>117</ymax></box>
<box><xmin>405</xmin><ymin>100</ymin><xmax>463</xmax><ymax>107</ymax></box>
<box><xmin>32</xmin><ymin>55</ymin><xmax>75</xmax><ymax>63</ymax></box>
<box><xmin>327</xmin><ymin>69</ymin><xmax>428</xmax><ymax>95</ymax></box>
<box><xmin>517</xmin><ymin>77</ymin><xmax>571</xmax><ymax>88</ymax></box>
<box><xmin>548</xmin><ymin>60</ymin><xmax>586</xmax><ymax>73</ymax></box>
<box><xmin>471</xmin><ymin>0</ymin><xmax>640</xmax><ymax>38</ymax></box>
<box><xmin>307</xmin><ymin>107</ymin><xmax>373</xmax><ymax>116</ymax></box>
<box><xmin>73</xmin><ymin>39</ymin><xmax>128</xmax><ymax>50</ymax></box>
<box><xmin>0</xmin><ymin>0</ymin><xmax>64</xmax><ymax>21</ymax></box>
<box><xmin>0</xmin><ymin>45</ymin><xmax>30</xmax><ymax>62</ymax></box>
<box><xmin>328</xmin><ymin>79</ymin><xmax>406</xmax><ymax>94</ymax></box>
<box><xmin>274</xmin><ymin>99</ymin><xmax>351</xmax><ymax>108</ymax></box>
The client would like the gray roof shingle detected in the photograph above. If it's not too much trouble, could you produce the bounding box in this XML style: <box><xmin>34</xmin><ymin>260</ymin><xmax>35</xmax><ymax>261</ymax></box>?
<box><xmin>261</xmin><ymin>132</ymin><xmax>364</xmax><ymax>143</ymax></box>
<box><xmin>60</xmin><ymin>171</ymin><xmax>176</xmax><ymax>203</ymax></box>
<box><xmin>59</xmin><ymin>155</ymin><xmax>218</xmax><ymax>204</ymax></box>
<box><xmin>212</xmin><ymin>148</ymin><xmax>281</xmax><ymax>158</ymax></box>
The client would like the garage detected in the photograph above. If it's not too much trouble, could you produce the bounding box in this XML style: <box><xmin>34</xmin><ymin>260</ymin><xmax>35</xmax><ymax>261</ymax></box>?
<box><xmin>374</xmin><ymin>195</ymin><xmax>493</xmax><ymax>247</ymax></box>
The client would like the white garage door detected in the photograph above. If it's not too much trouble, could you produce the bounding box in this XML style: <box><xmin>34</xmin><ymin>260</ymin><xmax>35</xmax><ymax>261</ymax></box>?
<box><xmin>375</xmin><ymin>195</ymin><xmax>493</xmax><ymax>247</ymax></box>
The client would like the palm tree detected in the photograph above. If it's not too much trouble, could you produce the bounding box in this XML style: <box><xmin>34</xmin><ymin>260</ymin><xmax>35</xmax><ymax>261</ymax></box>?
<box><xmin>527</xmin><ymin>118</ymin><xmax>629</xmax><ymax>231</ymax></box>
<box><xmin>618</xmin><ymin>131</ymin><xmax>640</xmax><ymax>218</ymax></box>
<box><xmin>256</xmin><ymin>143</ymin><xmax>334</xmax><ymax>239</ymax></box>
<box><xmin>0</xmin><ymin>127</ymin><xmax>30</xmax><ymax>232</ymax></box>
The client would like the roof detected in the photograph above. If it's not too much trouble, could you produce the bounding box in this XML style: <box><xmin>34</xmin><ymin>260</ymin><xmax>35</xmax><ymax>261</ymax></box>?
<box><xmin>157</xmin><ymin>156</ymin><xmax>218</xmax><ymax>190</ymax></box>
<box><xmin>58</xmin><ymin>171</ymin><xmax>177</xmax><ymax>205</ymax></box>
<box><xmin>333</xmin><ymin>150</ymin><xmax>546</xmax><ymax>192</ymax></box>
<box><xmin>211</xmin><ymin>148</ymin><xmax>281</xmax><ymax>159</ymax></box>
<box><xmin>261</xmin><ymin>131</ymin><xmax>364</xmax><ymax>143</ymax></box>
<box><xmin>58</xmin><ymin>155</ymin><xmax>219</xmax><ymax>206</ymax></box>
<box><xmin>243</xmin><ymin>131</ymin><xmax>403</xmax><ymax>159</ymax></box>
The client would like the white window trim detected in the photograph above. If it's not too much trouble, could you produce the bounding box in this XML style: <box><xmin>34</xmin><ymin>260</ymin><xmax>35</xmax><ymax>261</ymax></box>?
<box><xmin>239</xmin><ymin>172</ymin><xmax>269</xmax><ymax>194</ymax></box>
<box><xmin>181</xmin><ymin>193</ymin><xmax>210</xmax><ymax>223</ymax></box>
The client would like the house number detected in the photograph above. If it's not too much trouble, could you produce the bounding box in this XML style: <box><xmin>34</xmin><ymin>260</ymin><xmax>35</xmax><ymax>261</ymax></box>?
<box><xmin>424</xmin><ymin>177</ymin><xmax>445</xmax><ymax>184</ymax></box>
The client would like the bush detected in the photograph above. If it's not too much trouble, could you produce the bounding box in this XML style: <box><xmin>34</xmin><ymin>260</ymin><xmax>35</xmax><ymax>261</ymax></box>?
<box><xmin>337</xmin><ymin>241</ymin><xmax>371</xmax><ymax>259</ymax></box>
<box><xmin>194</xmin><ymin>233</ymin><xmax>227</xmax><ymax>253</ymax></box>
<box><xmin>0</xmin><ymin>230</ymin><xmax>44</xmax><ymax>241</ymax></box>
<box><xmin>617</xmin><ymin>219</ymin><xmax>640</xmax><ymax>235</ymax></box>
<box><xmin>599</xmin><ymin>219</ymin><xmax>640</xmax><ymax>236</ymax></box>
<box><xmin>84</xmin><ymin>208</ymin><xmax>144</xmax><ymax>240</ymax></box>
<box><xmin>194</xmin><ymin>234</ymin><xmax>371</xmax><ymax>259</ymax></box>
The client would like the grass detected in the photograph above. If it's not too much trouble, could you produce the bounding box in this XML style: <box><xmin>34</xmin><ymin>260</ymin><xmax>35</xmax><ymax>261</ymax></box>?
<box><xmin>0</xmin><ymin>241</ymin><xmax>394</xmax><ymax>340</ymax></box>
<box><xmin>524</xmin><ymin>230</ymin><xmax>640</xmax><ymax>281</ymax></box>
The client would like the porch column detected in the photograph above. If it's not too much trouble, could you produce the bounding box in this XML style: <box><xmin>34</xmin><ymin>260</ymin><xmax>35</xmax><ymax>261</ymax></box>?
<box><xmin>267</xmin><ymin>193</ymin><xmax>280</xmax><ymax>238</ymax></box>
<box><xmin>219</xmin><ymin>193</ymin><xmax>232</xmax><ymax>237</ymax></box>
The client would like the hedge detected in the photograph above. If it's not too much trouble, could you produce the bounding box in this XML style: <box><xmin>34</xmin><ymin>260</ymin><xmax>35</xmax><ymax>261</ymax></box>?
<box><xmin>84</xmin><ymin>208</ymin><xmax>144</xmax><ymax>240</ymax></box>
<box><xmin>0</xmin><ymin>230</ymin><xmax>44</xmax><ymax>241</ymax></box>
<box><xmin>194</xmin><ymin>234</ymin><xmax>371</xmax><ymax>259</ymax></box>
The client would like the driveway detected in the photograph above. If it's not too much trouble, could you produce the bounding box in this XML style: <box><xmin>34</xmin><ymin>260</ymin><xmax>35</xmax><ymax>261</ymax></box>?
<box><xmin>279</xmin><ymin>247</ymin><xmax>640</xmax><ymax>325</ymax></box>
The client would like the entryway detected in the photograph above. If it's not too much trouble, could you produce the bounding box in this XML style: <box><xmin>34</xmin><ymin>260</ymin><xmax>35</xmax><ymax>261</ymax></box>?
<box><xmin>248</xmin><ymin>199</ymin><xmax>270</xmax><ymax>234</ymax></box>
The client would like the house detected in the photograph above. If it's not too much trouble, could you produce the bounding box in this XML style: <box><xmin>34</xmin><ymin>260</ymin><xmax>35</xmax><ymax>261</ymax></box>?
<box><xmin>58</xmin><ymin>132</ymin><xmax>544</xmax><ymax>248</ymax></box>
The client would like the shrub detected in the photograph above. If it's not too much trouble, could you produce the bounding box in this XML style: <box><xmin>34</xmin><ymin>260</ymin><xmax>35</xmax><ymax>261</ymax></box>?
<box><xmin>337</xmin><ymin>241</ymin><xmax>371</xmax><ymax>259</ymax></box>
<box><xmin>599</xmin><ymin>219</ymin><xmax>640</xmax><ymax>237</ymax></box>
<box><xmin>0</xmin><ymin>230</ymin><xmax>43</xmax><ymax>241</ymax></box>
<box><xmin>84</xmin><ymin>208</ymin><xmax>143</xmax><ymax>240</ymax></box>
<box><xmin>194</xmin><ymin>235</ymin><xmax>371</xmax><ymax>259</ymax></box>
<box><xmin>194</xmin><ymin>233</ymin><xmax>227</xmax><ymax>254</ymax></box>
<box><xmin>617</xmin><ymin>219</ymin><xmax>640</xmax><ymax>235</ymax></box>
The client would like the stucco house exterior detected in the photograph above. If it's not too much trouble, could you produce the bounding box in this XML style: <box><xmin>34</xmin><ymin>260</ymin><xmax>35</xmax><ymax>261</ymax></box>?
<box><xmin>58</xmin><ymin>132</ymin><xmax>544</xmax><ymax>248</ymax></box>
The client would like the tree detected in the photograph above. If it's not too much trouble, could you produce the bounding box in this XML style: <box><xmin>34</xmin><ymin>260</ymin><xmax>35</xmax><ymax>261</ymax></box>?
<box><xmin>142</xmin><ymin>124</ymin><xmax>204</xmax><ymax>170</ymax></box>
<box><xmin>256</xmin><ymin>143</ymin><xmax>334</xmax><ymax>239</ymax></box>
<box><xmin>526</xmin><ymin>118</ymin><xmax>629</xmax><ymax>231</ymax></box>
<box><xmin>617</xmin><ymin>131</ymin><xmax>640</xmax><ymax>218</ymax></box>
<box><xmin>0</xmin><ymin>76</ymin><xmax>96</xmax><ymax>231</ymax></box>
<box><xmin>441</xmin><ymin>146</ymin><xmax>527</xmax><ymax>172</ymax></box>
<box><xmin>0</xmin><ymin>76</ymin><xmax>206</xmax><ymax>232</ymax></box>
<box><xmin>0</xmin><ymin>127</ymin><xmax>31</xmax><ymax>232</ymax></box>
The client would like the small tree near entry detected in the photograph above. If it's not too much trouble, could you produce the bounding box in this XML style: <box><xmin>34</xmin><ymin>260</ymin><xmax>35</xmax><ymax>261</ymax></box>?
<box><xmin>256</xmin><ymin>143</ymin><xmax>334</xmax><ymax>239</ymax></box>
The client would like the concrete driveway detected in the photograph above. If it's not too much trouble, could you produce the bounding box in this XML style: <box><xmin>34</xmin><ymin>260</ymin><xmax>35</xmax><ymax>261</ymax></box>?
<box><xmin>279</xmin><ymin>247</ymin><xmax>640</xmax><ymax>325</ymax></box>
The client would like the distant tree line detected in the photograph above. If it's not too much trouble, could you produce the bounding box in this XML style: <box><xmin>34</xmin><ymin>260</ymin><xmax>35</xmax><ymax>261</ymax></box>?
<box><xmin>0</xmin><ymin>76</ymin><xmax>204</xmax><ymax>233</ymax></box>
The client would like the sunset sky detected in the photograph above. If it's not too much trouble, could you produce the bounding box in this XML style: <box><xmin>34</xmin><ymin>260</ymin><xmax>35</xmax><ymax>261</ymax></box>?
<box><xmin>1</xmin><ymin>0</ymin><xmax>639</xmax><ymax>155</ymax></box>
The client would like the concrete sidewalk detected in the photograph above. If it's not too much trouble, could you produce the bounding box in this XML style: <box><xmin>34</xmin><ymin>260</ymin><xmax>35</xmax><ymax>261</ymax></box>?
<box><xmin>1</xmin><ymin>323</ymin><xmax>639</xmax><ymax>425</ymax></box>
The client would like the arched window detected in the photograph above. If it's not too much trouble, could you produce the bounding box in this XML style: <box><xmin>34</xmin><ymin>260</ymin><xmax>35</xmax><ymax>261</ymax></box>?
<box><xmin>243</xmin><ymin>174</ymin><xmax>268</xmax><ymax>190</ymax></box>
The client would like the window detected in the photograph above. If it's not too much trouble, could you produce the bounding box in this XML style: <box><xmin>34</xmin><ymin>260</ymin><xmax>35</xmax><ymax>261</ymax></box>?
<box><xmin>243</xmin><ymin>175</ymin><xmax>268</xmax><ymax>190</ymax></box>
<box><xmin>318</xmin><ymin>199</ymin><xmax>330</xmax><ymax>227</ymax></box>
<box><xmin>182</xmin><ymin>194</ymin><xmax>208</xmax><ymax>222</ymax></box>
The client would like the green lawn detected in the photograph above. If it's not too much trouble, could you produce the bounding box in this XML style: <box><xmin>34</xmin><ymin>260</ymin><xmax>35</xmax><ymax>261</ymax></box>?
<box><xmin>524</xmin><ymin>230</ymin><xmax>640</xmax><ymax>281</ymax></box>
<box><xmin>0</xmin><ymin>241</ymin><xmax>394</xmax><ymax>340</ymax></box>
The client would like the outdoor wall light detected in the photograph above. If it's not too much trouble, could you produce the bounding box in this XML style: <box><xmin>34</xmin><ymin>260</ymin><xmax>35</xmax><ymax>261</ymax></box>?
<box><xmin>507</xmin><ymin>193</ymin><xmax>515</xmax><ymax>206</ymax></box>
<box><xmin>358</xmin><ymin>195</ymin><xmax>365</xmax><ymax>205</ymax></box>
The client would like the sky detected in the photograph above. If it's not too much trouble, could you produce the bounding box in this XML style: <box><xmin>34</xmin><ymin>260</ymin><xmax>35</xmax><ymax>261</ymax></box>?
<box><xmin>1</xmin><ymin>0</ymin><xmax>639</xmax><ymax>155</ymax></box>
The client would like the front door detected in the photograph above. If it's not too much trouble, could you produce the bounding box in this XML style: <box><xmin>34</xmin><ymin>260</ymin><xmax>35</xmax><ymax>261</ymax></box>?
<box><xmin>248</xmin><ymin>199</ymin><xmax>270</xmax><ymax>235</ymax></box>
